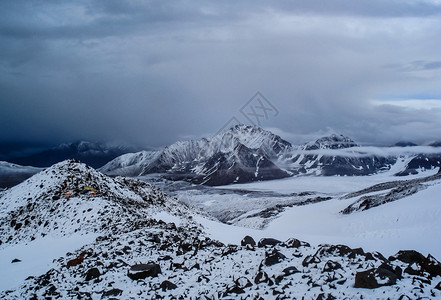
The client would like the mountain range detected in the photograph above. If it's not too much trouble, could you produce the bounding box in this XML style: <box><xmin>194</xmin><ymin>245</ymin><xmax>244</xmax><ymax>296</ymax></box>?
<box><xmin>101</xmin><ymin>125</ymin><xmax>441</xmax><ymax>185</ymax></box>
<box><xmin>2</xmin><ymin>141</ymin><xmax>139</xmax><ymax>169</ymax></box>
<box><xmin>1</xmin><ymin>126</ymin><xmax>441</xmax><ymax>188</ymax></box>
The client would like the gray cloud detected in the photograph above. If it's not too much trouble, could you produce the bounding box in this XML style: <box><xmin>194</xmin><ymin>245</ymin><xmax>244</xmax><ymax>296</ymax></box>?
<box><xmin>1</xmin><ymin>0</ymin><xmax>441</xmax><ymax>148</ymax></box>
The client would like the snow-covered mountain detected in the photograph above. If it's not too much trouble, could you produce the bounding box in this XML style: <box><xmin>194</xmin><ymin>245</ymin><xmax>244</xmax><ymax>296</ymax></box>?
<box><xmin>0</xmin><ymin>161</ymin><xmax>42</xmax><ymax>188</ymax></box>
<box><xmin>281</xmin><ymin>134</ymin><xmax>395</xmax><ymax>176</ymax></box>
<box><xmin>101</xmin><ymin>125</ymin><xmax>292</xmax><ymax>185</ymax></box>
<box><xmin>300</xmin><ymin>134</ymin><xmax>358</xmax><ymax>150</ymax></box>
<box><xmin>5</xmin><ymin>141</ymin><xmax>139</xmax><ymax>169</ymax></box>
<box><xmin>102</xmin><ymin>128</ymin><xmax>441</xmax><ymax>185</ymax></box>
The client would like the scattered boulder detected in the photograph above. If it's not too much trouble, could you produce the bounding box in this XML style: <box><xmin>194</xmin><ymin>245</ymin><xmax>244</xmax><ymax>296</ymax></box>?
<box><xmin>302</xmin><ymin>255</ymin><xmax>321</xmax><ymax>267</ymax></box>
<box><xmin>282</xmin><ymin>266</ymin><xmax>299</xmax><ymax>276</ymax></box>
<box><xmin>235</xmin><ymin>276</ymin><xmax>253</xmax><ymax>289</ymax></box>
<box><xmin>391</xmin><ymin>251</ymin><xmax>441</xmax><ymax>278</ymax></box>
<box><xmin>254</xmin><ymin>271</ymin><xmax>272</xmax><ymax>285</ymax></box>
<box><xmin>258</xmin><ymin>238</ymin><xmax>281</xmax><ymax>248</ymax></box>
<box><xmin>389</xmin><ymin>250</ymin><xmax>426</xmax><ymax>265</ymax></box>
<box><xmin>354</xmin><ymin>265</ymin><xmax>397</xmax><ymax>289</ymax></box>
<box><xmin>11</xmin><ymin>258</ymin><xmax>21</xmax><ymax>263</ymax></box>
<box><xmin>102</xmin><ymin>288</ymin><xmax>123</xmax><ymax>297</ymax></box>
<box><xmin>85</xmin><ymin>267</ymin><xmax>100</xmax><ymax>281</ymax></box>
<box><xmin>323</xmin><ymin>260</ymin><xmax>342</xmax><ymax>272</ymax></box>
<box><xmin>241</xmin><ymin>236</ymin><xmax>256</xmax><ymax>247</ymax></box>
<box><xmin>222</xmin><ymin>245</ymin><xmax>238</xmax><ymax>256</ymax></box>
<box><xmin>160</xmin><ymin>280</ymin><xmax>177</xmax><ymax>291</ymax></box>
<box><xmin>285</xmin><ymin>238</ymin><xmax>310</xmax><ymax>248</ymax></box>
<box><xmin>316</xmin><ymin>293</ymin><xmax>336</xmax><ymax>300</ymax></box>
<box><xmin>264</xmin><ymin>249</ymin><xmax>286</xmax><ymax>266</ymax></box>
<box><xmin>423</xmin><ymin>254</ymin><xmax>441</xmax><ymax>278</ymax></box>
<box><xmin>127</xmin><ymin>263</ymin><xmax>161</xmax><ymax>280</ymax></box>
<box><xmin>67</xmin><ymin>252</ymin><xmax>86</xmax><ymax>268</ymax></box>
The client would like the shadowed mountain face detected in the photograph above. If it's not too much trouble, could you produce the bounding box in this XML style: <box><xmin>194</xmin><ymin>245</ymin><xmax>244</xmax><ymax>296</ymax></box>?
<box><xmin>3</xmin><ymin>141</ymin><xmax>138</xmax><ymax>169</ymax></box>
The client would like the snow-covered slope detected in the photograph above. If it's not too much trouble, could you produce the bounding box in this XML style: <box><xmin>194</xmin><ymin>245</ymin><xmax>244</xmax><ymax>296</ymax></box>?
<box><xmin>1</xmin><ymin>160</ymin><xmax>441</xmax><ymax>299</ymax></box>
<box><xmin>0</xmin><ymin>161</ymin><xmax>42</xmax><ymax>188</ymax></box>
<box><xmin>101</xmin><ymin>125</ymin><xmax>292</xmax><ymax>185</ymax></box>
<box><xmin>0</xmin><ymin>160</ymin><xmax>196</xmax><ymax>246</ymax></box>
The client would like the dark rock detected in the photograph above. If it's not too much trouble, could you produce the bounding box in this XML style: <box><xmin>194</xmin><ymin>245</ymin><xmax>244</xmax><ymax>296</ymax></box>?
<box><xmin>127</xmin><ymin>263</ymin><xmax>161</xmax><ymax>280</ymax></box>
<box><xmin>302</xmin><ymin>255</ymin><xmax>321</xmax><ymax>267</ymax></box>
<box><xmin>180</xmin><ymin>242</ymin><xmax>193</xmax><ymax>253</ymax></box>
<box><xmin>404</xmin><ymin>263</ymin><xmax>422</xmax><ymax>276</ymax></box>
<box><xmin>323</xmin><ymin>260</ymin><xmax>342</xmax><ymax>272</ymax></box>
<box><xmin>241</xmin><ymin>236</ymin><xmax>256</xmax><ymax>247</ymax></box>
<box><xmin>11</xmin><ymin>258</ymin><xmax>21</xmax><ymax>263</ymax></box>
<box><xmin>435</xmin><ymin>281</ymin><xmax>441</xmax><ymax>290</ymax></box>
<box><xmin>390</xmin><ymin>250</ymin><xmax>426</xmax><ymax>265</ymax></box>
<box><xmin>222</xmin><ymin>245</ymin><xmax>238</xmax><ymax>256</ymax></box>
<box><xmin>282</xmin><ymin>266</ymin><xmax>300</xmax><ymax>276</ymax></box>
<box><xmin>102</xmin><ymin>288</ymin><xmax>122</xmax><ymax>297</ymax></box>
<box><xmin>348</xmin><ymin>247</ymin><xmax>365</xmax><ymax>259</ymax></box>
<box><xmin>14</xmin><ymin>222</ymin><xmax>23</xmax><ymax>230</ymax></box>
<box><xmin>235</xmin><ymin>277</ymin><xmax>253</xmax><ymax>289</ymax></box>
<box><xmin>316</xmin><ymin>244</ymin><xmax>354</xmax><ymax>257</ymax></box>
<box><xmin>158</xmin><ymin>255</ymin><xmax>173</xmax><ymax>261</ymax></box>
<box><xmin>224</xmin><ymin>286</ymin><xmax>245</xmax><ymax>295</ymax></box>
<box><xmin>67</xmin><ymin>252</ymin><xmax>86</xmax><ymax>268</ymax></box>
<box><xmin>264</xmin><ymin>250</ymin><xmax>286</xmax><ymax>266</ymax></box>
<box><xmin>285</xmin><ymin>238</ymin><xmax>310</xmax><ymax>248</ymax></box>
<box><xmin>316</xmin><ymin>293</ymin><xmax>336</xmax><ymax>300</ymax></box>
<box><xmin>424</xmin><ymin>254</ymin><xmax>441</xmax><ymax>278</ymax></box>
<box><xmin>258</xmin><ymin>238</ymin><xmax>281</xmax><ymax>248</ymax></box>
<box><xmin>160</xmin><ymin>280</ymin><xmax>177</xmax><ymax>291</ymax></box>
<box><xmin>85</xmin><ymin>267</ymin><xmax>100</xmax><ymax>281</ymax></box>
<box><xmin>254</xmin><ymin>271</ymin><xmax>271</xmax><ymax>285</ymax></box>
<box><xmin>354</xmin><ymin>266</ymin><xmax>397</xmax><ymax>289</ymax></box>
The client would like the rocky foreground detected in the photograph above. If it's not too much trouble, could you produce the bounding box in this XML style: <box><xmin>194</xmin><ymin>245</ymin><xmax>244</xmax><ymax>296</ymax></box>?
<box><xmin>2</xmin><ymin>228</ymin><xmax>441</xmax><ymax>299</ymax></box>
<box><xmin>0</xmin><ymin>160</ymin><xmax>440</xmax><ymax>299</ymax></box>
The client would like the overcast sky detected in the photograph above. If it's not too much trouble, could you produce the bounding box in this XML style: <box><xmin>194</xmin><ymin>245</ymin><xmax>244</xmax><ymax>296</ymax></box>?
<box><xmin>1</xmin><ymin>0</ymin><xmax>441</xmax><ymax>148</ymax></box>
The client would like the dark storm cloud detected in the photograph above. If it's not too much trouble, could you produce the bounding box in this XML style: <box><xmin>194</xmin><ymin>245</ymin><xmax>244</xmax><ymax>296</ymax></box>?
<box><xmin>1</xmin><ymin>0</ymin><xmax>441</xmax><ymax>148</ymax></box>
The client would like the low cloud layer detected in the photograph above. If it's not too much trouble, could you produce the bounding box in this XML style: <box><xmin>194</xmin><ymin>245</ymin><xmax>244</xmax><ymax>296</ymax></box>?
<box><xmin>1</xmin><ymin>0</ymin><xmax>441</xmax><ymax>148</ymax></box>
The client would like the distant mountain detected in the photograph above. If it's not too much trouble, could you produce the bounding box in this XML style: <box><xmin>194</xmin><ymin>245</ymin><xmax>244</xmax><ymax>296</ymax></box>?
<box><xmin>395</xmin><ymin>153</ymin><xmax>441</xmax><ymax>176</ymax></box>
<box><xmin>102</xmin><ymin>128</ymin><xmax>441</xmax><ymax>185</ymax></box>
<box><xmin>300</xmin><ymin>134</ymin><xmax>358</xmax><ymax>150</ymax></box>
<box><xmin>0</xmin><ymin>162</ymin><xmax>42</xmax><ymax>188</ymax></box>
<box><xmin>394</xmin><ymin>141</ymin><xmax>418</xmax><ymax>147</ymax></box>
<box><xmin>283</xmin><ymin>135</ymin><xmax>397</xmax><ymax>176</ymax></box>
<box><xmin>429</xmin><ymin>141</ymin><xmax>441</xmax><ymax>147</ymax></box>
<box><xmin>101</xmin><ymin>125</ymin><xmax>292</xmax><ymax>186</ymax></box>
<box><xmin>6</xmin><ymin>141</ymin><xmax>139</xmax><ymax>168</ymax></box>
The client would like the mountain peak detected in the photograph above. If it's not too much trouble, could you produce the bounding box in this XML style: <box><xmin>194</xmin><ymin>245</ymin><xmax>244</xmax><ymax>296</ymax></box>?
<box><xmin>302</xmin><ymin>134</ymin><xmax>357</xmax><ymax>150</ymax></box>
<box><xmin>0</xmin><ymin>159</ymin><xmax>193</xmax><ymax>246</ymax></box>
<box><xmin>101</xmin><ymin>126</ymin><xmax>292</xmax><ymax>185</ymax></box>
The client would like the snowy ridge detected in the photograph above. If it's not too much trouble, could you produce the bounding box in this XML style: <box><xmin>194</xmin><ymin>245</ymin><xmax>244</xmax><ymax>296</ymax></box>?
<box><xmin>0</xmin><ymin>160</ymin><xmax>197</xmax><ymax>247</ymax></box>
